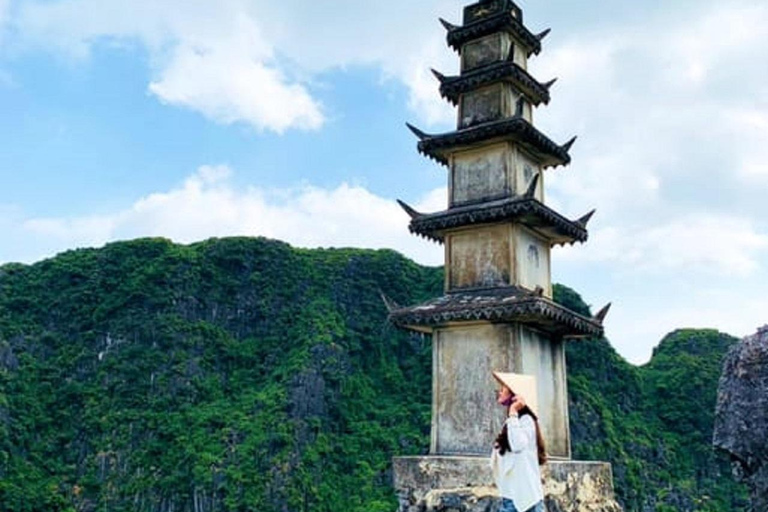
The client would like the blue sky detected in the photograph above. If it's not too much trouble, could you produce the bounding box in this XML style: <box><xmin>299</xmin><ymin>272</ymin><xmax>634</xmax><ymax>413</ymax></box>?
<box><xmin>1</xmin><ymin>0</ymin><xmax>767</xmax><ymax>364</ymax></box>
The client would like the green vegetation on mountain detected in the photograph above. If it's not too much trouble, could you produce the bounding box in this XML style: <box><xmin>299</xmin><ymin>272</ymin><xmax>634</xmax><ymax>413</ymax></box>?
<box><xmin>0</xmin><ymin>238</ymin><xmax>748</xmax><ymax>511</ymax></box>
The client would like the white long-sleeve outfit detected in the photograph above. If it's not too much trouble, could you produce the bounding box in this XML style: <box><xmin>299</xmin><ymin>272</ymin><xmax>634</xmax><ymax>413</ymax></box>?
<box><xmin>490</xmin><ymin>414</ymin><xmax>544</xmax><ymax>512</ymax></box>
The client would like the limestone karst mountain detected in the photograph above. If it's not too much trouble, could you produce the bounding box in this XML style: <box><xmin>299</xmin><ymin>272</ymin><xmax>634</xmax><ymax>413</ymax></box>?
<box><xmin>0</xmin><ymin>237</ymin><xmax>748</xmax><ymax>511</ymax></box>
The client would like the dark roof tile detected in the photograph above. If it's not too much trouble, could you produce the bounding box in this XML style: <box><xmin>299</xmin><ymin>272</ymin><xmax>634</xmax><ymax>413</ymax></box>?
<box><xmin>447</xmin><ymin>11</ymin><xmax>542</xmax><ymax>55</ymax></box>
<box><xmin>389</xmin><ymin>286</ymin><xmax>603</xmax><ymax>337</ymax></box>
<box><xmin>438</xmin><ymin>61</ymin><xmax>551</xmax><ymax>106</ymax></box>
<box><xmin>415</xmin><ymin>117</ymin><xmax>572</xmax><ymax>168</ymax></box>
<box><xmin>405</xmin><ymin>196</ymin><xmax>588</xmax><ymax>245</ymax></box>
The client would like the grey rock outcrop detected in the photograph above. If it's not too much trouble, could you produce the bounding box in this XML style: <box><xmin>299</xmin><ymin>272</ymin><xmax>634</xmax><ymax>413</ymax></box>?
<box><xmin>713</xmin><ymin>325</ymin><xmax>768</xmax><ymax>511</ymax></box>
<box><xmin>394</xmin><ymin>457</ymin><xmax>622</xmax><ymax>512</ymax></box>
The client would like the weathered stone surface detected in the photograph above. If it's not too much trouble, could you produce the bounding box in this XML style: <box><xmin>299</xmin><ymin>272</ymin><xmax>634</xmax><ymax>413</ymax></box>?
<box><xmin>451</xmin><ymin>144</ymin><xmax>511</xmax><ymax>207</ymax></box>
<box><xmin>460</xmin><ymin>84</ymin><xmax>506</xmax><ymax>128</ymax></box>
<box><xmin>394</xmin><ymin>457</ymin><xmax>622</xmax><ymax>512</ymax></box>
<box><xmin>426</xmin><ymin>324</ymin><xmax>570</xmax><ymax>458</ymax></box>
<box><xmin>514</xmin><ymin>227</ymin><xmax>550</xmax><ymax>294</ymax></box>
<box><xmin>713</xmin><ymin>325</ymin><xmax>768</xmax><ymax>512</ymax></box>
<box><xmin>462</xmin><ymin>33</ymin><xmax>509</xmax><ymax>72</ymax></box>
<box><xmin>447</xmin><ymin>225</ymin><xmax>511</xmax><ymax>290</ymax></box>
<box><xmin>543</xmin><ymin>462</ymin><xmax>622</xmax><ymax>512</ymax></box>
<box><xmin>432</xmin><ymin>326</ymin><xmax>510</xmax><ymax>455</ymax></box>
<box><xmin>443</xmin><ymin>222</ymin><xmax>552</xmax><ymax>295</ymax></box>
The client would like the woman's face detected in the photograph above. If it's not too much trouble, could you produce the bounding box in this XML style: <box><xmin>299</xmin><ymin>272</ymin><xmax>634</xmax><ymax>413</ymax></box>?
<box><xmin>496</xmin><ymin>385</ymin><xmax>513</xmax><ymax>405</ymax></box>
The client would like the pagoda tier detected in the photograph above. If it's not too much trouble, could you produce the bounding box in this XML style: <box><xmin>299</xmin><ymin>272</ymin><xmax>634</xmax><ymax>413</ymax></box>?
<box><xmin>443</xmin><ymin>3</ymin><xmax>546</xmax><ymax>56</ymax></box>
<box><xmin>409</xmin><ymin>117</ymin><xmax>574</xmax><ymax>168</ymax></box>
<box><xmin>436</xmin><ymin>60</ymin><xmax>554</xmax><ymax>107</ymax></box>
<box><xmin>387</xmin><ymin>286</ymin><xmax>604</xmax><ymax>337</ymax></box>
<box><xmin>398</xmin><ymin>193</ymin><xmax>592</xmax><ymax>246</ymax></box>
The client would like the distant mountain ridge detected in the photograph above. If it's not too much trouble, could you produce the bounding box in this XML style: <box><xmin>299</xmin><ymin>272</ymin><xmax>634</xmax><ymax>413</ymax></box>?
<box><xmin>0</xmin><ymin>237</ymin><xmax>747</xmax><ymax>511</ymax></box>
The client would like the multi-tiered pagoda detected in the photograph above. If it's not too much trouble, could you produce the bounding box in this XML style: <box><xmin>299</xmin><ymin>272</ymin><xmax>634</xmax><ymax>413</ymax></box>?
<box><xmin>389</xmin><ymin>2</ymin><xmax>621</xmax><ymax>510</ymax></box>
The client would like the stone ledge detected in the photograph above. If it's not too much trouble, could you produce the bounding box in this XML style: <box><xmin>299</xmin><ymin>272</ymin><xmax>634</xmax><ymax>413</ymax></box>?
<box><xmin>394</xmin><ymin>456</ymin><xmax>622</xmax><ymax>512</ymax></box>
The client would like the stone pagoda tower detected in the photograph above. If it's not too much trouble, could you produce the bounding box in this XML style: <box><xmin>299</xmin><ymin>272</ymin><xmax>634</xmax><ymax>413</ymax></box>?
<box><xmin>388</xmin><ymin>1</ymin><xmax>621</xmax><ymax>510</ymax></box>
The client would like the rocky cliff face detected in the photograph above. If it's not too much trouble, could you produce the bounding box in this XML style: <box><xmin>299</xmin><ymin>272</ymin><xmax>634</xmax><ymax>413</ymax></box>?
<box><xmin>714</xmin><ymin>325</ymin><xmax>768</xmax><ymax>512</ymax></box>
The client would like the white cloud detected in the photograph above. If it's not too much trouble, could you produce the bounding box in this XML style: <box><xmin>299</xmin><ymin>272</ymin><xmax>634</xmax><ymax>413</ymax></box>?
<box><xmin>12</xmin><ymin>0</ymin><xmax>460</xmax><ymax>131</ymax></box>
<box><xmin>535</xmin><ymin>3</ymin><xmax>768</xmax><ymax>359</ymax></box>
<box><xmin>250</xmin><ymin>0</ymin><xmax>458</xmax><ymax>127</ymax></box>
<box><xmin>578</xmin><ymin>215</ymin><xmax>768</xmax><ymax>276</ymax></box>
<box><xmin>413</xmin><ymin>186</ymin><xmax>448</xmax><ymax>213</ymax></box>
<box><xmin>605</xmin><ymin>287</ymin><xmax>768</xmax><ymax>365</ymax></box>
<box><xmin>15</xmin><ymin>0</ymin><xmax>326</xmax><ymax>132</ymax></box>
<box><xmin>667</xmin><ymin>4</ymin><xmax>768</xmax><ymax>88</ymax></box>
<box><xmin>395</xmin><ymin>37</ymin><xmax>456</xmax><ymax>127</ymax></box>
<box><xmin>726</xmin><ymin>109</ymin><xmax>768</xmax><ymax>182</ymax></box>
<box><xmin>536</xmin><ymin>1</ymin><xmax>768</xmax><ymax>209</ymax></box>
<box><xmin>12</xmin><ymin>166</ymin><xmax>443</xmax><ymax>267</ymax></box>
<box><xmin>148</xmin><ymin>42</ymin><xmax>323</xmax><ymax>133</ymax></box>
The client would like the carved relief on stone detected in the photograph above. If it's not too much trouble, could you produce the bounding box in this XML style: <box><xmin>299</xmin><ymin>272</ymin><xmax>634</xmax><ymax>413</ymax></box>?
<box><xmin>464</xmin><ymin>0</ymin><xmax>503</xmax><ymax>24</ymax></box>
<box><xmin>514</xmin><ymin>226</ymin><xmax>551</xmax><ymax>295</ymax></box>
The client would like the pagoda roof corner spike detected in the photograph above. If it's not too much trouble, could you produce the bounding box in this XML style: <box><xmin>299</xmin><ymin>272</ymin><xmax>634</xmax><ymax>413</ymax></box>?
<box><xmin>524</xmin><ymin>174</ymin><xmax>540</xmax><ymax>199</ymax></box>
<box><xmin>397</xmin><ymin>199</ymin><xmax>424</xmax><ymax>220</ymax></box>
<box><xmin>536</xmin><ymin>28</ymin><xmax>552</xmax><ymax>41</ymax></box>
<box><xmin>561</xmin><ymin>136</ymin><xmax>578</xmax><ymax>153</ymax></box>
<box><xmin>544</xmin><ymin>78</ymin><xmax>558</xmax><ymax>90</ymax></box>
<box><xmin>431</xmin><ymin>68</ymin><xmax>447</xmax><ymax>83</ymax></box>
<box><xmin>379</xmin><ymin>290</ymin><xmax>401</xmax><ymax>314</ymax></box>
<box><xmin>594</xmin><ymin>303</ymin><xmax>612</xmax><ymax>325</ymax></box>
<box><xmin>439</xmin><ymin>18</ymin><xmax>458</xmax><ymax>32</ymax></box>
<box><xmin>576</xmin><ymin>209</ymin><xmax>596</xmax><ymax>228</ymax></box>
<box><xmin>405</xmin><ymin>122</ymin><xmax>430</xmax><ymax>140</ymax></box>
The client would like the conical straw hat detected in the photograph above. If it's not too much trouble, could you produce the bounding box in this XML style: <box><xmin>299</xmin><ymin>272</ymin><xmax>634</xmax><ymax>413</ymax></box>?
<box><xmin>492</xmin><ymin>371</ymin><xmax>539</xmax><ymax>416</ymax></box>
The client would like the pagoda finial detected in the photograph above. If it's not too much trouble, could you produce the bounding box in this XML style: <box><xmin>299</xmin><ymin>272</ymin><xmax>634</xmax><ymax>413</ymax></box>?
<box><xmin>524</xmin><ymin>174</ymin><xmax>540</xmax><ymax>199</ymax></box>
<box><xmin>561</xmin><ymin>136</ymin><xmax>578</xmax><ymax>153</ymax></box>
<box><xmin>439</xmin><ymin>18</ymin><xmax>458</xmax><ymax>31</ymax></box>
<box><xmin>544</xmin><ymin>78</ymin><xmax>558</xmax><ymax>90</ymax></box>
<box><xmin>536</xmin><ymin>28</ymin><xmax>552</xmax><ymax>41</ymax></box>
<box><xmin>594</xmin><ymin>303</ymin><xmax>612</xmax><ymax>325</ymax></box>
<box><xmin>405</xmin><ymin>123</ymin><xmax>431</xmax><ymax>141</ymax></box>
<box><xmin>431</xmin><ymin>68</ymin><xmax>447</xmax><ymax>83</ymax></box>
<box><xmin>576</xmin><ymin>209</ymin><xmax>596</xmax><ymax>228</ymax></box>
<box><xmin>396</xmin><ymin>199</ymin><xmax>424</xmax><ymax>220</ymax></box>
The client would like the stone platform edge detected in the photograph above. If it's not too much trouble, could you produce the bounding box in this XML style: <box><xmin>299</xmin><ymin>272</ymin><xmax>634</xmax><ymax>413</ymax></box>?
<box><xmin>394</xmin><ymin>456</ymin><xmax>622</xmax><ymax>512</ymax></box>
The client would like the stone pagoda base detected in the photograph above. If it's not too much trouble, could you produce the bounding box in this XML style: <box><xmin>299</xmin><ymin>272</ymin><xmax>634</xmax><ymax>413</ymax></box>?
<box><xmin>394</xmin><ymin>456</ymin><xmax>623</xmax><ymax>512</ymax></box>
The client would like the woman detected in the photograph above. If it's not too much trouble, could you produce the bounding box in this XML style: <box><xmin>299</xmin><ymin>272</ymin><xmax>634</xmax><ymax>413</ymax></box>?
<box><xmin>490</xmin><ymin>371</ymin><xmax>547</xmax><ymax>512</ymax></box>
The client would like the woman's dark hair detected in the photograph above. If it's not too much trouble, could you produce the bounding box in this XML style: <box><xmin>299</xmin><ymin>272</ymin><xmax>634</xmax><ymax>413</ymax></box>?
<box><xmin>494</xmin><ymin>405</ymin><xmax>547</xmax><ymax>466</ymax></box>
